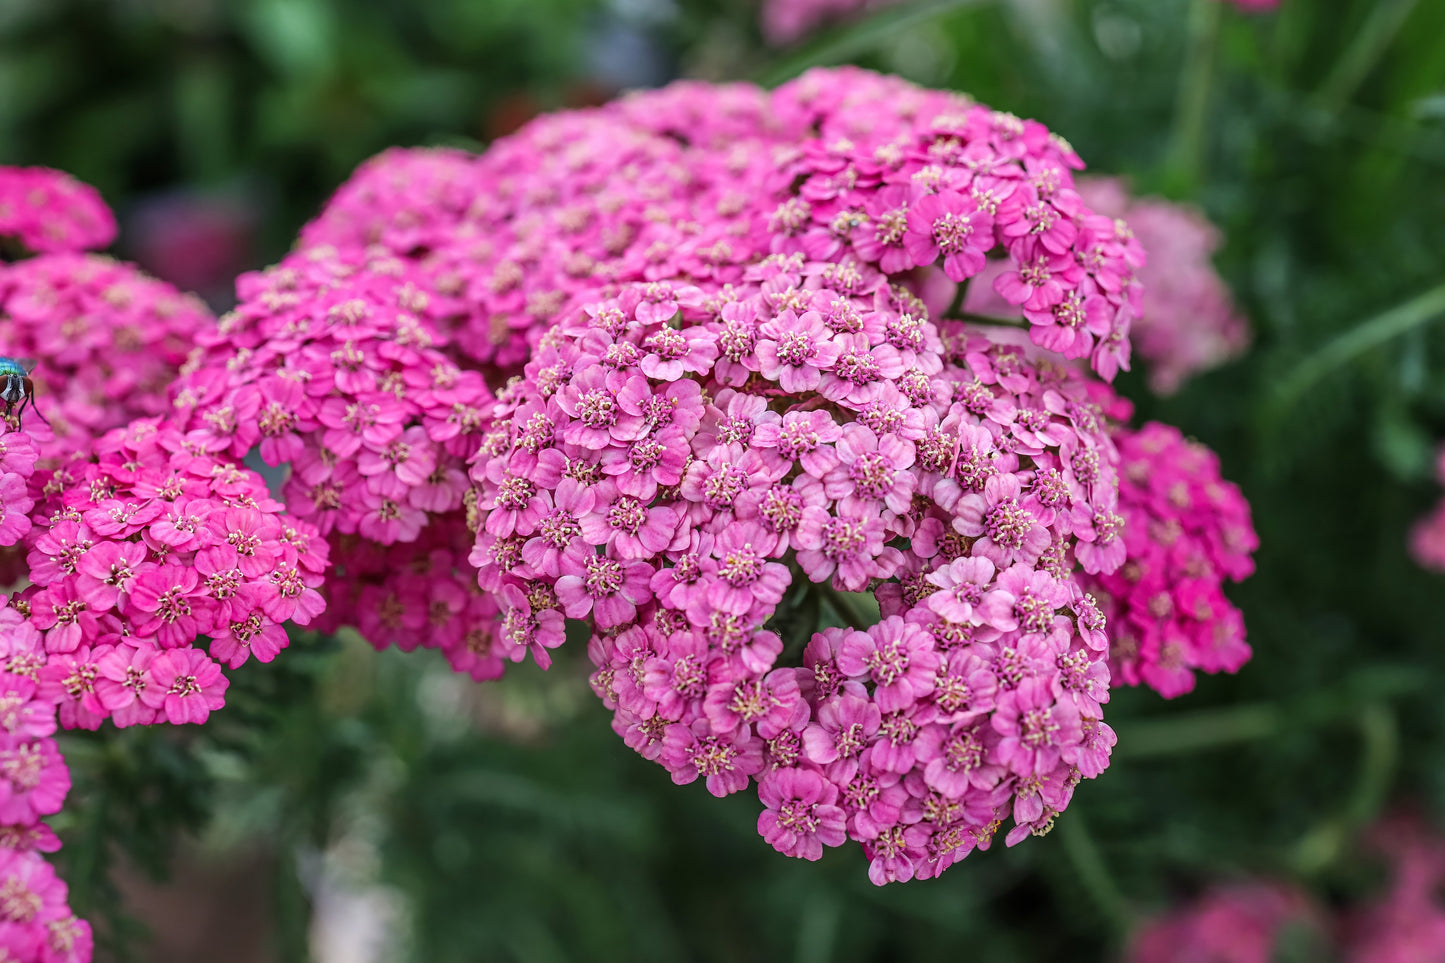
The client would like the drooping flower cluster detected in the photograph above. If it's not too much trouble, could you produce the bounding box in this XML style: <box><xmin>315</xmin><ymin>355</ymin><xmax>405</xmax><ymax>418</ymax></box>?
<box><xmin>1126</xmin><ymin>882</ymin><xmax>1320</xmax><ymax>963</ymax></box>
<box><xmin>1074</xmin><ymin>178</ymin><xmax>1249</xmax><ymax>394</ymax></box>
<box><xmin>1083</xmin><ymin>421</ymin><xmax>1256</xmax><ymax>698</ymax></box>
<box><xmin>0</xmin><ymin>254</ymin><xmax>213</xmax><ymax>462</ymax></box>
<box><xmin>299</xmin><ymin>68</ymin><xmax>1141</xmax><ymax>387</ymax></box>
<box><xmin>11</xmin><ymin>419</ymin><xmax>328</xmax><ymax>725</ymax></box>
<box><xmin>1409</xmin><ymin>446</ymin><xmax>1445</xmax><ymax>573</ymax></box>
<box><xmin>0</xmin><ymin>168</ymin><xmax>115</xmax><ymax>257</ymax></box>
<box><xmin>168</xmin><ymin>247</ymin><xmax>491</xmax><ymax>653</ymax></box>
<box><xmin>471</xmin><ymin>248</ymin><xmax>1127</xmax><ymax>883</ymax></box>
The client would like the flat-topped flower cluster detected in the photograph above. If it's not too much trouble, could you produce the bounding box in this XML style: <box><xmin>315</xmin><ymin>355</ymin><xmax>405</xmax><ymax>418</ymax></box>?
<box><xmin>472</xmin><ymin>264</ymin><xmax>1125</xmax><ymax>881</ymax></box>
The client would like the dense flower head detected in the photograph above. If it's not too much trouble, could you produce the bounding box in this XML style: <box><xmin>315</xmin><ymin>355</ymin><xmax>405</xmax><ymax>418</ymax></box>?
<box><xmin>300</xmin><ymin>68</ymin><xmax>1139</xmax><ymax>385</ymax></box>
<box><xmin>0</xmin><ymin>167</ymin><xmax>116</xmax><ymax>257</ymax></box>
<box><xmin>1075</xmin><ymin>178</ymin><xmax>1249</xmax><ymax>394</ymax></box>
<box><xmin>0</xmin><ymin>254</ymin><xmax>212</xmax><ymax>461</ymax></box>
<box><xmin>1126</xmin><ymin>882</ymin><xmax>1319</xmax><ymax>963</ymax></box>
<box><xmin>470</xmin><ymin>234</ymin><xmax>1127</xmax><ymax>882</ymax></box>
<box><xmin>1082</xmin><ymin>421</ymin><xmax>1256</xmax><ymax>698</ymax></box>
<box><xmin>10</xmin><ymin>419</ymin><xmax>327</xmax><ymax>715</ymax></box>
<box><xmin>1410</xmin><ymin>446</ymin><xmax>1445</xmax><ymax>574</ymax></box>
<box><xmin>167</xmin><ymin>246</ymin><xmax>490</xmax><ymax>652</ymax></box>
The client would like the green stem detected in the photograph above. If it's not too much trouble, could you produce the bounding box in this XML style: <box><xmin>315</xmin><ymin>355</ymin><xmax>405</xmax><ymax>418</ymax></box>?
<box><xmin>757</xmin><ymin>0</ymin><xmax>991</xmax><ymax>86</ymax></box>
<box><xmin>1272</xmin><ymin>281</ymin><xmax>1445</xmax><ymax>413</ymax></box>
<box><xmin>945</xmin><ymin>278</ymin><xmax>971</xmax><ymax>319</ymax></box>
<box><xmin>1057</xmin><ymin>810</ymin><xmax>1132</xmax><ymax>936</ymax></box>
<box><xmin>1115</xmin><ymin>665</ymin><xmax>1426</xmax><ymax>761</ymax></box>
<box><xmin>1313</xmin><ymin>0</ymin><xmax>1419</xmax><ymax>112</ymax></box>
<box><xmin>1290</xmin><ymin>704</ymin><xmax>1398</xmax><ymax>875</ymax></box>
<box><xmin>1167</xmin><ymin>0</ymin><xmax>1222</xmax><ymax>188</ymax></box>
<box><xmin>1113</xmin><ymin>702</ymin><xmax>1282</xmax><ymax>760</ymax></box>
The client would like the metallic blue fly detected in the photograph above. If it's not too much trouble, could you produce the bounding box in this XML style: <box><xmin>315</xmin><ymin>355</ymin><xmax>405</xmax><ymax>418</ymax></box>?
<box><xmin>0</xmin><ymin>357</ymin><xmax>48</xmax><ymax>429</ymax></box>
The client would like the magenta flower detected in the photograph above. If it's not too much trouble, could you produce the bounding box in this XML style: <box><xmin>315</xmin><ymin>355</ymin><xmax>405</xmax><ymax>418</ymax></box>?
<box><xmin>837</xmin><ymin>617</ymin><xmax>939</xmax><ymax>713</ymax></box>
<box><xmin>704</xmin><ymin>667</ymin><xmax>805</xmax><ymax>739</ymax></box>
<box><xmin>823</xmin><ymin>424</ymin><xmax>917</xmax><ymax>515</ymax></box>
<box><xmin>579</xmin><ymin>483</ymin><xmax>681</xmax><ymax>560</ymax></box>
<box><xmin>661</xmin><ymin>718</ymin><xmax>765</xmax><ymax>797</ymax></box>
<box><xmin>755</xmin><ymin>310</ymin><xmax>842</xmax><ymax>392</ymax></box>
<box><xmin>0</xmin><ymin>473</ymin><xmax>33</xmax><ymax>547</ymax></box>
<box><xmin>954</xmin><ymin>474</ymin><xmax>1051</xmax><ymax>568</ymax></box>
<box><xmin>697</xmin><ymin>523</ymin><xmax>791</xmax><ymax>616</ymax></box>
<box><xmin>904</xmin><ymin>190</ymin><xmax>995</xmax><ymax>282</ymax></box>
<box><xmin>555</xmin><ymin>547</ymin><xmax>654</xmax><ymax>628</ymax></box>
<box><xmin>990</xmin><ymin>677</ymin><xmax>1082</xmax><ymax>777</ymax></box>
<box><xmin>95</xmin><ymin>644</ymin><xmax>160</xmax><ymax>726</ymax></box>
<box><xmin>0</xmin><ymin>739</ymin><xmax>70</xmax><ymax>825</ymax></box>
<box><xmin>756</xmin><ymin>766</ymin><xmax>847</xmax><ymax>860</ymax></box>
<box><xmin>141</xmin><ymin>648</ymin><xmax>228</xmax><ymax>725</ymax></box>
<box><xmin>751</xmin><ymin>410</ymin><xmax>844</xmax><ymax>478</ymax></box>
<box><xmin>923</xmin><ymin>556</ymin><xmax>997</xmax><ymax>624</ymax></box>
<box><xmin>555</xmin><ymin>368</ymin><xmax>651</xmax><ymax>449</ymax></box>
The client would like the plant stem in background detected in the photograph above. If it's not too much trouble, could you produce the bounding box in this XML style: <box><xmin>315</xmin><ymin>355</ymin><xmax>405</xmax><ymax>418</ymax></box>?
<box><xmin>1057</xmin><ymin>810</ymin><xmax>1132</xmax><ymax>936</ymax></box>
<box><xmin>1113</xmin><ymin>702</ymin><xmax>1281</xmax><ymax>760</ymax></box>
<box><xmin>1114</xmin><ymin>664</ymin><xmax>1428</xmax><ymax>761</ymax></box>
<box><xmin>1289</xmin><ymin>704</ymin><xmax>1399</xmax><ymax>875</ymax></box>
<box><xmin>756</xmin><ymin>0</ymin><xmax>990</xmax><ymax>86</ymax></box>
<box><xmin>815</xmin><ymin>581</ymin><xmax>873</xmax><ymax>630</ymax></box>
<box><xmin>1167</xmin><ymin>0</ymin><xmax>1222</xmax><ymax>189</ymax></box>
<box><xmin>1271</xmin><ymin>281</ymin><xmax>1445</xmax><ymax>414</ymax></box>
<box><xmin>1313</xmin><ymin>0</ymin><xmax>1419</xmax><ymax>112</ymax></box>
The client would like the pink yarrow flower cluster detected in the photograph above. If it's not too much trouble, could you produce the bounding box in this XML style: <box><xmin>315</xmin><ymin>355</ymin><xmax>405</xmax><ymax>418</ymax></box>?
<box><xmin>1409</xmin><ymin>446</ymin><xmax>1445</xmax><ymax>573</ymax></box>
<box><xmin>11</xmin><ymin>419</ymin><xmax>328</xmax><ymax>723</ymax></box>
<box><xmin>0</xmin><ymin>167</ymin><xmax>116</xmax><ymax>257</ymax></box>
<box><xmin>1075</xmin><ymin>178</ymin><xmax>1249</xmax><ymax>394</ymax></box>
<box><xmin>1082</xmin><ymin>421</ymin><xmax>1257</xmax><ymax>698</ymax></box>
<box><xmin>0</xmin><ymin>254</ymin><xmax>213</xmax><ymax>462</ymax></box>
<box><xmin>471</xmin><ymin>245</ymin><xmax>1127</xmax><ymax>883</ymax></box>
<box><xmin>168</xmin><ymin>247</ymin><xmax>492</xmax><ymax>655</ymax></box>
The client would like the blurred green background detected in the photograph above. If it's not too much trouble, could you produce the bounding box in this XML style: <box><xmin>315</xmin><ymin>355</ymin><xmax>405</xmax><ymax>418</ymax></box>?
<box><xmin>6</xmin><ymin>0</ymin><xmax>1445</xmax><ymax>960</ymax></box>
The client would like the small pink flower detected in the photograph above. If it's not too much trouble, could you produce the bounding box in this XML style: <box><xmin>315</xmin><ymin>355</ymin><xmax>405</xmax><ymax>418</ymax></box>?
<box><xmin>141</xmin><ymin>648</ymin><xmax>228</xmax><ymax>725</ymax></box>
<box><xmin>904</xmin><ymin>190</ymin><xmax>994</xmax><ymax>282</ymax></box>
<box><xmin>756</xmin><ymin>766</ymin><xmax>847</xmax><ymax>860</ymax></box>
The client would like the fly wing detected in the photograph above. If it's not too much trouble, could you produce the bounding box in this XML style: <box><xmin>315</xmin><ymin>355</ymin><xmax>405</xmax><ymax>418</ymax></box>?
<box><xmin>16</xmin><ymin>358</ymin><xmax>37</xmax><ymax>374</ymax></box>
